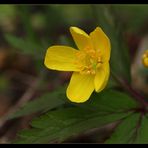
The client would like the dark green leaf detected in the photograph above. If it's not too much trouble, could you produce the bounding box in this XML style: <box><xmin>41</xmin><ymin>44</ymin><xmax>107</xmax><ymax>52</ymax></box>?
<box><xmin>105</xmin><ymin>113</ymin><xmax>141</xmax><ymax>144</ymax></box>
<box><xmin>9</xmin><ymin>87</ymin><xmax>66</xmax><ymax>119</ymax></box>
<box><xmin>106</xmin><ymin>113</ymin><xmax>148</xmax><ymax>144</ymax></box>
<box><xmin>83</xmin><ymin>89</ymin><xmax>138</xmax><ymax>113</ymax></box>
<box><xmin>14</xmin><ymin>89</ymin><xmax>138</xmax><ymax>144</ymax></box>
<box><xmin>134</xmin><ymin>115</ymin><xmax>148</xmax><ymax>144</ymax></box>
<box><xmin>14</xmin><ymin>108</ymin><xmax>130</xmax><ymax>144</ymax></box>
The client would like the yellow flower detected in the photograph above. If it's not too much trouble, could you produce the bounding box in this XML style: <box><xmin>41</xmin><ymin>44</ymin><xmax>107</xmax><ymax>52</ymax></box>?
<box><xmin>142</xmin><ymin>50</ymin><xmax>148</xmax><ymax>68</ymax></box>
<box><xmin>44</xmin><ymin>27</ymin><xmax>111</xmax><ymax>103</ymax></box>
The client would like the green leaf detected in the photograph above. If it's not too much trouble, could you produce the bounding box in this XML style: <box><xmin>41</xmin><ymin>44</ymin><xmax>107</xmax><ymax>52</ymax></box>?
<box><xmin>134</xmin><ymin>116</ymin><xmax>148</xmax><ymax>144</ymax></box>
<box><xmin>4</xmin><ymin>34</ymin><xmax>43</xmax><ymax>58</ymax></box>
<box><xmin>105</xmin><ymin>113</ymin><xmax>141</xmax><ymax>144</ymax></box>
<box><xmin>14</xmin><ymin>89</ymin><xmax>138</xmax><ymax>144</ymax></box>
<box><xmin>8</xmin><ymin>87</ymin><xmax>66</xmax><ymax>119</ymax></box>
<box><xmin>83</xmin><ymin>89</ymin><xmax>138</xmax><ymax>113</ymax></box>
<box><xmin>91</xmin><ymin>5</ymin><xmax>131</xmax><ymax>82</ymax></box>
<box><xmin>9</xmin><ymin>88</ymin><xmax>138</xmax><ymax>119</ymax></box>
<box><xmin>15</xmin><ymin>109</ymin><xmax>130</xmax><ymax>144</ymax></box>
<box><xmin>106</xmin><ymin>113</ymin><xmax>148</xmax><ymax>144</ymax></box>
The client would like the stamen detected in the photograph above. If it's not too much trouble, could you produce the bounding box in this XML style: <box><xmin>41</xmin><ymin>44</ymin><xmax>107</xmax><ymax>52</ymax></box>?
<box><xmin>75</xmin><ymin>47</ymin><xmax>103</xmax><ymax>75</ymax></box>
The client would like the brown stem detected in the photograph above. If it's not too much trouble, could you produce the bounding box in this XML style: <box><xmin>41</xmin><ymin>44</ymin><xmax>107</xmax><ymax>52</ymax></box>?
<box><xmin>111</xmin><ymin>71</ymin><xmax>148</xmax><ymax>108</ymax></box>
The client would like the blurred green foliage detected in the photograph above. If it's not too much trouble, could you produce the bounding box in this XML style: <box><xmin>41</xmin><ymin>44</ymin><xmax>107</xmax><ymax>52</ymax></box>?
<box><xmin>0</xmin><ymin>75</ymin><xmax>9</xmax><ymax>92</ymax></box>
<box><xmin>112</xmin><ymin>5</ymin><xmax>148</xmax><ymax>33</ymax></box>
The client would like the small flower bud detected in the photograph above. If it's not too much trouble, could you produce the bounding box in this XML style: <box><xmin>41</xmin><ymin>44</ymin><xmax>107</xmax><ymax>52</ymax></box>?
<box><xmin>142</xmin><ymin>50</ymin><xmax>148</xmax><ymax>68</ymax></box>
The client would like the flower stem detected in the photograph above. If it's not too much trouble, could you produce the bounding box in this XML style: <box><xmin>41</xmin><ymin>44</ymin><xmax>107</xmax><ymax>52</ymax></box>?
<box><xmin>111</xmin><ymin>71</ymin><xmax>148</xmax><ymax>108</ymax></box>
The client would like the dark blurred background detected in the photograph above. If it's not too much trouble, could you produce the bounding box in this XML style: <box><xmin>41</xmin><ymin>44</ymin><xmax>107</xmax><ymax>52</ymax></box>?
<box><xmin>0</xmin><ymin>4</ymin><xmax>148</xmax><ymax>143</ymax></box>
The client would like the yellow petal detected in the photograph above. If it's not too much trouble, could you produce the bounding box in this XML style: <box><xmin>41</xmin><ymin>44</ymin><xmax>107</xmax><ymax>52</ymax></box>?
<box><xmin>94</xmin><ymin>63</ymin><xmax>110</xmax><ymax>92</ymax></box>
<box><xmin>70</xmin><ymin>26</ymin><xmax>92</xmax><ymax>50</ymax></box>
<box><xmin>66</xmin><ymin>72</ymin><xmax>95</xmax><ymax>103</ymax></box>
<box><xmin>44</xmin><ymin>46</ymin><xmax>79</xmax><ymax>71</ymax></box>
<box><xmin>90</xmin><ymin>27</ymin><xmax>111</xmax><ymax>62</ymax></box>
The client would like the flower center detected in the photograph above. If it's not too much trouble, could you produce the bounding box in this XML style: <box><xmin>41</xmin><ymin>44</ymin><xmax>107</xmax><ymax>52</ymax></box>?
<box><xmin>75</xmin><ymin>46</ymin><xmax>103</xmax><ymax>75</ymax></box>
